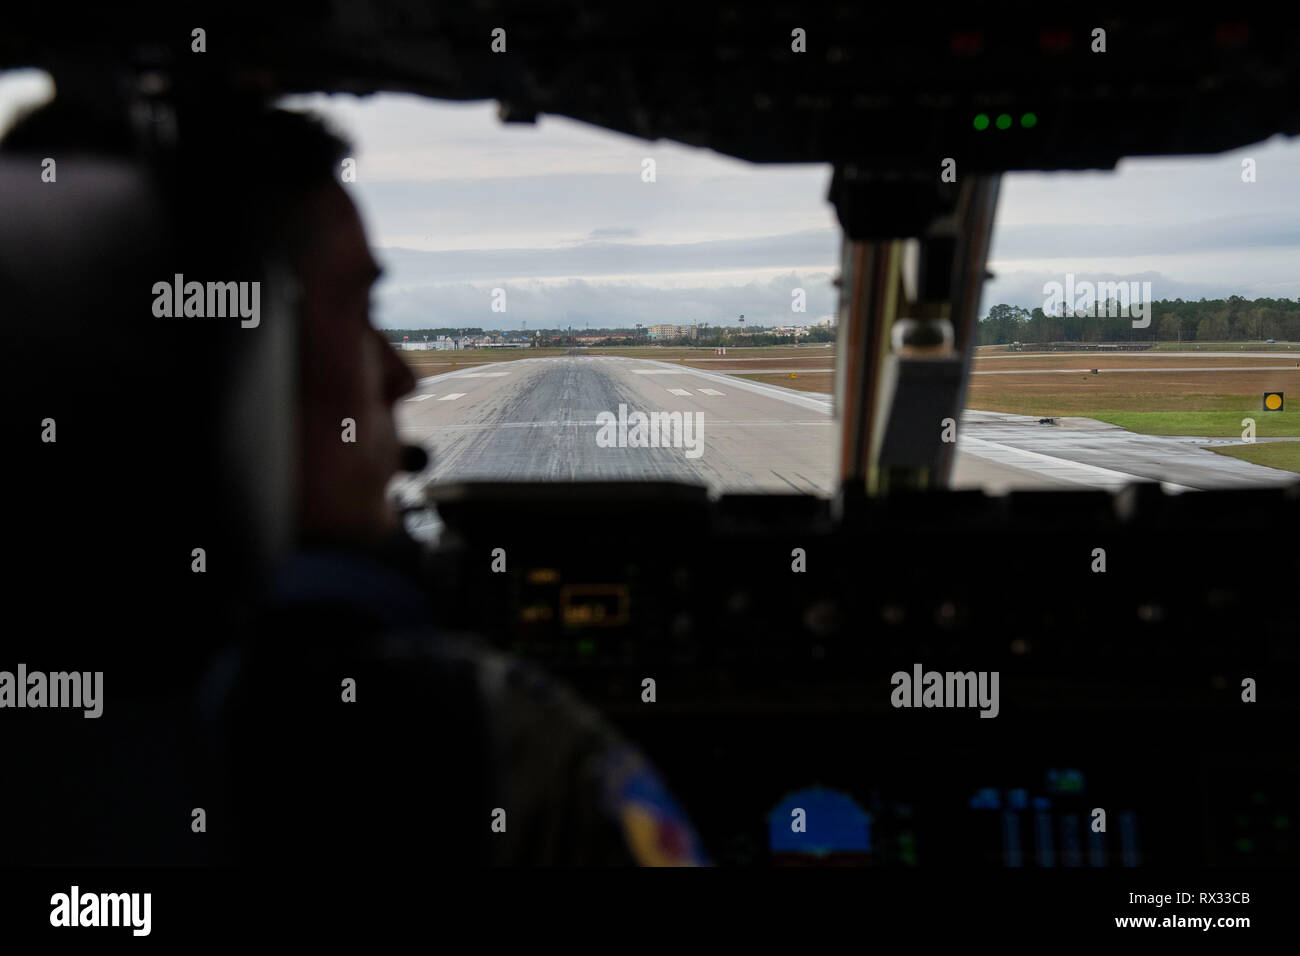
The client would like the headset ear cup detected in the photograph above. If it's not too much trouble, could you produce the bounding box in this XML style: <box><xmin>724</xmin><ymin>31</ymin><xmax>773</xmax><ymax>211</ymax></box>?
<box><xmin>212</xmin><ymin>254</ymin><xmax>299</xmax><ymax>577</ymax></box>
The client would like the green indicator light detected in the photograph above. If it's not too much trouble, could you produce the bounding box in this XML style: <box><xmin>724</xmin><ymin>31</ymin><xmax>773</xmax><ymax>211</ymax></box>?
<box><xmin>899</xmin><ymin>832</ymin><xmax>917</xmax><ymax>866</ymax></box>
<box><xmin>577</xmin><ymin>639</ymin><xmax>595</xmax><ymax>656</ymax></box>
<box><xmin>1021</xmin><ymin>112</ymin><xmax>1038</xmax><ymax>128</ymax></box>
<box><xmin>1235</xmin><ymin>838</ymin><xmax>1255</xmax><ymax>853</ymax></box>
<box><xmin>1275</xmin><ymin>815</ymin><xmax>1291</xmax><ymax>830</ymax></box>
<box><xmin>973</xmin><ymin>113</ymin><xmax>989</xmax><ymax>131</ymax></box>
<box><xmin>995</xmin><ymin>113</ymin><xmax>1012</xmax><ymax>130</ymax></box>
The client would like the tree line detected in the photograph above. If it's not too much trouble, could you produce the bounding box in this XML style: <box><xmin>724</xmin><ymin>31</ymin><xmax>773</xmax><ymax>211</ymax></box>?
<box><xmin>383</xmin><ymin>326</ymin><xmax>836</xmax><ymax>346</ymax></box>
<box><xmin>978</xmin><ymin>297</ymin><xmax>1300</xmax><ymax>345</ymax></box>
<box><xmin>383</xmin><ymin>328</ymin><xmax>487</xmax><ymax>341</ymax></box>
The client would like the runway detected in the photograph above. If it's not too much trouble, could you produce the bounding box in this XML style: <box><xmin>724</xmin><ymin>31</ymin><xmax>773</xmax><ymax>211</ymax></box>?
<box><xmin>396</xmin><ymin>356</ymin><xmax>835</xmax><ymax>494</ymax></box>
<box><xmin>393</xmin><ymin>356</ymin><xmax>1298</xmax><ymax>501</ymax></box>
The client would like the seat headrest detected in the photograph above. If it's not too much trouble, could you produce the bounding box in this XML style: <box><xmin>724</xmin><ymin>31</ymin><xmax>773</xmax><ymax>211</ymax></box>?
<box><xmin>1</xmin><ymin>149</ymin><xmax>297</xmax><ymax>665</ymax></box>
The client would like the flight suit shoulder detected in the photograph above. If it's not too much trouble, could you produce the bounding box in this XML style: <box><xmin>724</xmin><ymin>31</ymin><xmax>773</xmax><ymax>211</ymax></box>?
<box><xmin>475</xmin><ymin>653</ymin><xmax>707</xmax><ymax>866</ymax></box>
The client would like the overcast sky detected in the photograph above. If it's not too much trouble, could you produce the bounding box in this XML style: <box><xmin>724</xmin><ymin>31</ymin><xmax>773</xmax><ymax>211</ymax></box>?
<box><xmin>277</xmin><ymin>92</ymin><xmax>841</xmax><ymax>331</ymax></box>
<box><xmin>283</xmin><ymin>91</ymin><xmax>1300</xmax><ymax>329</ymax></box>
<box><xmin>4</xmin><ymin>70</ymin><xmax>1299</xmax><ymax>329</ymax></box>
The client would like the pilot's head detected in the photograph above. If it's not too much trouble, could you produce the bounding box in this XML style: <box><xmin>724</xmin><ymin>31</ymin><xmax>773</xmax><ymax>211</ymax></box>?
<box><xmin>249</xmin><ymin>110</ymin><xmax>417</xmax><ymax>550</ymax></box>
<box><xmin>7</xmin><ymin>102</ymin><xmax>418</xmax><ymax>554</ymax></box>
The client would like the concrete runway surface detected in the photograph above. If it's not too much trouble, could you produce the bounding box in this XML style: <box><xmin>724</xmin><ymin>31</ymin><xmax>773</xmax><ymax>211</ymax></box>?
<box><xmin>951</xmin><ymin>411</ymin><xmax>1296</xmax><ymax>493</ymax></box>
<box><xmin>393</xmin><ymin>356</ymin><xmax>1297</xmax><ymax>500</ymax></box>
<box><xmin>396</xmin><ymin>356</ymin><xmax>834</xmax><ymax>494</ymax></box>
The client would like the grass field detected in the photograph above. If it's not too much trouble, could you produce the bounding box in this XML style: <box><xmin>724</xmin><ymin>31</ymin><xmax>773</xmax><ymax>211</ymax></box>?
<box><xmin>735</xmin><ymin>372</ymin><xmax>834</xmax><ymax>394</ymax></box>
<box><xmin>1085</xmin><ymin>411</ymin><xmax>1298</xmax><ymax>438</ymax></box>
<box><xmin>1209</xmin><ymin>442</ymin><xmax>1300</xmax><ymax>472</ymax></box>
<box><xmin>1150</xmin><ymin>341</ymin><xmax>1300</xmax><ymax>352</ymax></box>
<box><xmin>966</xmin><ymin>362</ymin><xmax>1300</xmax><ymax>434</ymax></box>
<box><xmin>966</xmin><ymin>351</ymin><xmax>1300</xmax><ymax>472</ymax></box>
<box><xmin>974</xmin><ymin>342</ymin><xmax>1300</xmax><ymax>353</ymax></box>
<box><xmin>975</xmin><ymin>355</ymin><xmax>1300</xmax><ymax>371</ymax></box>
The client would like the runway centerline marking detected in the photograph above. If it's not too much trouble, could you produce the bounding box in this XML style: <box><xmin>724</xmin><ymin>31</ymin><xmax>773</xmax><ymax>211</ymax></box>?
<box><xmin>438</xmin><ymin>393</ymin><xmax>467</xmax><ymax>401</ymax></box>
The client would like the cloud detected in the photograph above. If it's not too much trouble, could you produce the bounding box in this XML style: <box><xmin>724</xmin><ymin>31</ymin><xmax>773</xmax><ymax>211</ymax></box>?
<box><xmin>583</xmin><ymin>227</ymin><xmax>639</xmax><ymax>240</ymax></box>
<box><xmin>990</xmin><ymin>216</ymin><xmax>1300</xmax><ymax>260</ymax></box>
<box><xmin>374</xmin><ymin>269</ymin><xmax>837</xmax><ymax>329</ymax></box>
<box><xmin>375</xmin><ymin>229</ymin><xmax>839</xmax><ymax>284</ymax></box>
<box><xmin>980</xmin><ymin>135</ymin><xmax>1300</xmax><ymax>313</ymax></box>
<box><xmin>276</xmin><ymin>92</ymin><xmax>1300</xmax><ymax>327</ymax></box>
<box><xmin>980</xmin><ymin>266</ymin><xmax>1300</xmax><ymax>316</ymax></box>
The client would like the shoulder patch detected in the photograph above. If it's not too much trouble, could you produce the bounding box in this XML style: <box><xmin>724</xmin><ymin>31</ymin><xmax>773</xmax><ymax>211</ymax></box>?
<box><xmin>601</xmin><ymin>746</ymin><xmax>708</xmax><ymax>866</ymax></box>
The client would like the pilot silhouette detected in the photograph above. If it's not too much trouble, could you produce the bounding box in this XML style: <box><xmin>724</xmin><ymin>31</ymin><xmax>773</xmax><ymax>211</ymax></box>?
<box><xmin>191</xmin><ymin>108</ymin><xmax>707</xmax><ymax>867</ymax></box>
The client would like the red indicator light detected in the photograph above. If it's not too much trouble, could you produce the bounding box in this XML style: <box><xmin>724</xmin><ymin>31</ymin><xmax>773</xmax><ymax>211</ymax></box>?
<box><xmin>1213</xmin><ymin>22</ymin><xmax>1251</xmax><ymax>48</ymax></box>
<box><xmin>1039</xmin><ymin>28</ymin><xmax>1072</xmax><ymax>54</ymax></box>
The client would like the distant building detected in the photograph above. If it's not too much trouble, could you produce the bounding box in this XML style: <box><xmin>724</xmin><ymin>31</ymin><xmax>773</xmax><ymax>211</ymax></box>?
<box><xmin>647</xmin><ymin>324</ymin><xmax>696</xmax><ymax>339</ymax></box>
